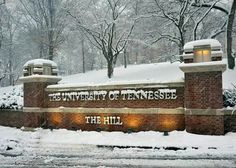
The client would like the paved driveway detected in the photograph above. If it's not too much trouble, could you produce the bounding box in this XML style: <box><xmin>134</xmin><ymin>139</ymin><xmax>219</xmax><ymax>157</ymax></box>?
<box><xmin>1</xmin><ymin>143</ymin><xmax>236</xmax><ymax>168</ymax></box>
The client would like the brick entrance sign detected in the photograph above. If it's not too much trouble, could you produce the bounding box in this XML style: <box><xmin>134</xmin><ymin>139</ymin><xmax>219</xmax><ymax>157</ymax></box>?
<box><xmin>20</xmin><ymin>39</ymin><xmax>229</xmax><ymax>135</ymax></box>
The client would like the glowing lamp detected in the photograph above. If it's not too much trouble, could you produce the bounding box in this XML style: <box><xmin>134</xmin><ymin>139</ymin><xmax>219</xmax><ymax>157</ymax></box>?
<box><xmin>50</xmin><ymin>113</ymin><xmax>63</xmax><ymax>125</ymax></box>
<box><xmin>194</xmin><ymin>46</ymin><xmax>211</xmax><ymax>63</ymax></box>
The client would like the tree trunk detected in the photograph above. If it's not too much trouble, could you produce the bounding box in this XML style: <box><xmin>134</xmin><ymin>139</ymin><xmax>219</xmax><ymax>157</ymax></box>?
<box><xmin>48</xmin><ymin>0</ymin><xmax>54</xmax><ymax>60</ymax></box>
<box><xmin>124</xmin><ymin>48</ymin><xmax>127</xmax><ymax>68</ymax></box>
<box><xmin>176</xmin><ymin>28</ymin><xmax>184</xmax><ymax>55</ymax></box>
<box><xmin>179</xmin><ymin>42</ymin><xmax>184</xmax><ymax>55</ymax></box>
<box><xmin>227</xmin><ymin>0</ymin><xmax>236</xmax><ymax>69</ymax></box>
<box><xmin>107</xmin><ymin>61</ymin><xmax>114</xmax><ymax>78</ymax></box>
<box><xmin>8</xmin><ymin>28</ymin><xmax>14</xmax><ymax>86</ymax></box>
<box><xmin>8</xmin><ymin>60</ymin><xmax>13</xmax><ymax>85</ymax></box>
<box><xmin>39</xmin><ymin>23</ymin><xmax>44</xmax><ymax>58</ymax></box>
<box><xmin>0</xmin><ymin>74</ymin><xmax>6</xmax><ymax>83</ymax></box>
<box><xmin>39</xmin><ymin>41</ymin><xmax>44</xmax><ymax>58</ymax></box>
<box><xmin>0</xmin><ymin>17</ymin><xmax>2</xmax><ymax>49</ymax></box>
<box><xmin>135</xmin><ymin>50</ymin><xmax>138</xmax><ymax>64</ymax></box>
<box><xmin>82</xmin><ymin>37</ymin><xmax>85</xmax><ymax>73</ymax></box>
<box><xmin>48</xmin><ymin>43</ymin><xmax>54</xmax><ymax>60</ymax></box>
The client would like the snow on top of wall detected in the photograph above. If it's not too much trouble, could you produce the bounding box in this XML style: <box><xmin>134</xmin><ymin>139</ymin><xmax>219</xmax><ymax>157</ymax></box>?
<box><xmin>184</xmin><ymin>39</ymin><xmax>221</xmax><ymax>51</ymax></box>
<box><xmin>23</xmin><ymin>59</ymin><xmax>57</xmax><ymax>67</ymax></box>
<box><xmin>56</xmin><ymin>62</ymin><xmax>184</xmax><ymax>88</ymax></box>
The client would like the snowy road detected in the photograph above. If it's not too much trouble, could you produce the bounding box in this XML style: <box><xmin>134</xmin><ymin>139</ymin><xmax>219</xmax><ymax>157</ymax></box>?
<box><xmin>1</xmin><ymin>143</ymin><xmax>236</xmax><ymax>168</ymax></box>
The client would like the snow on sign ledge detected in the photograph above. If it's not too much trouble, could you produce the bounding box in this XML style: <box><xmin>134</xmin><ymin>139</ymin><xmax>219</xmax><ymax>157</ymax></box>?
<box><xmin>23</xmin><ymin>59</ymin><xmax>57</xmax><ymax>67</ymax></box>
<box><xmin>47</xmin><ymin>79</ymin><xmax>185</xmax><ymax>90</ymax></box>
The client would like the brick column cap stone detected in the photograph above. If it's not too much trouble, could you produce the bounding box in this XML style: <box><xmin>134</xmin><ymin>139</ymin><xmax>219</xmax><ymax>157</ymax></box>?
<box><xmin>19</xmin><ymin>75</ymin><xmax>62</xmax><ymax>83</ymax></box>
<box><xmin>179</xmin><ymin>61</ymin><xmax>226</xmax><ymax>73</ymax></box>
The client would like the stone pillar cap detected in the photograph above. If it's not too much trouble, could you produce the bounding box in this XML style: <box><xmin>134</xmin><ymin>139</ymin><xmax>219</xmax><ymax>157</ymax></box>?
<box><xmin>23</xmin><ymin>59</ymin><xmax>59</xmax><ymax>77</ymax></box>
<box><xmin>19</xmin><ymin>75</ymin><xmax>62</xmax><ymax>83</ymax></box>
<box><xmin>179</xmin><ymin>61</ymin><xmax>226</xmax><ymax>73</ymax></box>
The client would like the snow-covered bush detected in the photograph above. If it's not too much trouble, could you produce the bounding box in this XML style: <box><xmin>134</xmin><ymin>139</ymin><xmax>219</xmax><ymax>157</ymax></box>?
<box><xmin>223</xmin><ymin>85</ymin><xmax>236</xmax><ymax>108</ymax></box>
<box><xmin>0</xmin><ymin>85</ymin><xmax>23</xmax><ymax>110</ymax></box>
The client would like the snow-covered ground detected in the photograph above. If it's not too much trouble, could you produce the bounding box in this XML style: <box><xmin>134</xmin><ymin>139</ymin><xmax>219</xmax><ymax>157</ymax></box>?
<box><xmin>0</xmin><ymin>126</ymin><xmax>236</xmax><ymax>167</ymax></box>
<box><xmin>2</xmin><ymin>126</ymin><xmax>235</xmax><ymax>156</ymax></box>
<box><xmin>57</xmin><ymin>59</ymin><xmax>236</xmax><ymax>89</ymax></box>
<box><xmin>0</xmin><ymin>85</ymin><xmax>23</xmax><ymax>110</ymax></box>
<box><xmin>56</xmin><ymin>61</ymin><xmax>184</xmax><ymax>88</ymax></box>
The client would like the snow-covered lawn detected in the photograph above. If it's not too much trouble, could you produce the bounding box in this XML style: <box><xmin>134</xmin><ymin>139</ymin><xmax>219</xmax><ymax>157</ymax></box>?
<box><xmin>1</xmin><ymin>126</ymin><xmax>236</xmax><ymax>157</ymax></box>
<box><xmin>56</xmin><ymin>59</ymin><xmax>236</xmax><ymax>89</ymax></box>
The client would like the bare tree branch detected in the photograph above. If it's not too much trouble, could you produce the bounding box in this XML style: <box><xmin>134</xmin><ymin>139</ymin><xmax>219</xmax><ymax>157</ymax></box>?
<box><xmin>151</xmin><ymin>33</ymin><xmax>180</xmax><ymax>46</ymax></box>
<box><xmin>210</xmin><ymin>20</ymin><xmax>227</xmax><ymax>38</ymax></box>
<box><xmin>193</xmin><ymin>0</ymin><xmax>219</xmax><ymax>40</ymax></box>
<box><xmin>0</xmin><ymin>0</ymin><xmax>5</xmax><ymax>6</ymax></box>
<box><xmin>154</xmin><ymin>0</ymin><xmax>178</xmax><ymax>27</ymax></box>
<box><xmin>192</xmin><ymin>2</ymin><xmax>228</xmax><ymax>15</ymax></box>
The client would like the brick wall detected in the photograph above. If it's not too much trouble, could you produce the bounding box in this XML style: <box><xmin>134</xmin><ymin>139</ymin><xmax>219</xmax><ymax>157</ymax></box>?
<box><xmin>185</xmin><ymin>115</ymin><xmax>224</xmax><ymax>135</ymax></box>
<box><xmin>0</xmin><ymin>110</ymin><xmax>45</xmax><ymax>128</ymax></box>
<box><xmin>224</xmin><ymin>115</ymin><xmax>236</xmax><ymax>133</ymax></box>
<box><xmin>1</xmin><ymin>110</ymin><xmax>236</xmax><ymax>134</ymax></box>
<box><xmin>24</xmin><ymin>82</ymin><xmax>48</xmax><ymax>107</ymax></box>
<box><xmin>45</xmin><ymin>112</ymin><xmax>185</xmax><ymax>132</ymax></box>
<box><xmin>18</xmin><ymin>84</ymin><xmax>187</xmax><ymax>132</ymax></box>
<box><xmin>0</xmin><ymin>110</ymin><xmax>24</xmax><ymax>128</ymax></box>
<box><xmin>0</xmin><ymin>110</ymin><xmax>185</xmax><ymax>132</ymax></box>
<box><xmin>184</xmin><ymin>71</ymin><xmax>223</xmax><ymax>109</ymax></box>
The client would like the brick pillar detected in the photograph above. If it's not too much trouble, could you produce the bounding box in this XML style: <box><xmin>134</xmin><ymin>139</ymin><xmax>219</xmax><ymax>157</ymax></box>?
<box><xmin>21</xmin><ymin>78</ymin><xmax>61</xmax><ymax>108</ymax></box>
<box><xmin>184</xmin><ymin>71</ymin><xmax>223</xmax><ymax>109</ymax></box>
<box><xmin>180</xmin><ymin>39</ymin><xmax>226</xmax><ymax>135</ymax></box>
<box><xmin>19</xmin><ymin>59</ymin><xmax>61</xmax><ymax>127</ymax></box>
<box><xmin>180</xmin><ymin>62</ymin><xmax>226</xmax><ymax>135</ymax></box>
<box><xmin>20</xmin><ymin>77</ymin><xmax>61</xmax><ymax>127</ymax></box>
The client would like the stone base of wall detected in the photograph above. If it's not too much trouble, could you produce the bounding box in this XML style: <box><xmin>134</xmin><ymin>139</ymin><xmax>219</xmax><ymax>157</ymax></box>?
<box><xmin>0</xmin><ymin>110</ymin><xmax>25</xmax><ymax>128</ymax></box>
<box><xmin>185</xmin><ymin>115</ymin><xmax>224</xmax><ymax>135</ymax></box>
<box><xmin>224</xmin><ymin>116</ymin><xmax>236</xmax><ymax>132</ymax></box>
<box><xmin>185</xmin><ymin>109</ymin><xmax>236</xmax><ymax>135</ymax></box>
<box><xmin>224</xmin><ymin>114</ymin><xmax>236</xmax><ymax>133</ymax></box>
<box><xmin>0</xmin><ymin>110</ymin><xmax>45</xmax><ymax>128</ymax></box>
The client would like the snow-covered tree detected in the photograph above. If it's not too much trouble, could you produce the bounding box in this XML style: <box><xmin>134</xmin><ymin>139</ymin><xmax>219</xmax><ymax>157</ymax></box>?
<box><xmin>19</xmin><ymin>0</ymin><xmax>70</xmax><ymax>60</ymax></box>
<box><xmin>68</xmin><ymin>0</ymin><xmax>135</xmax><ymax>78</ymax></box>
